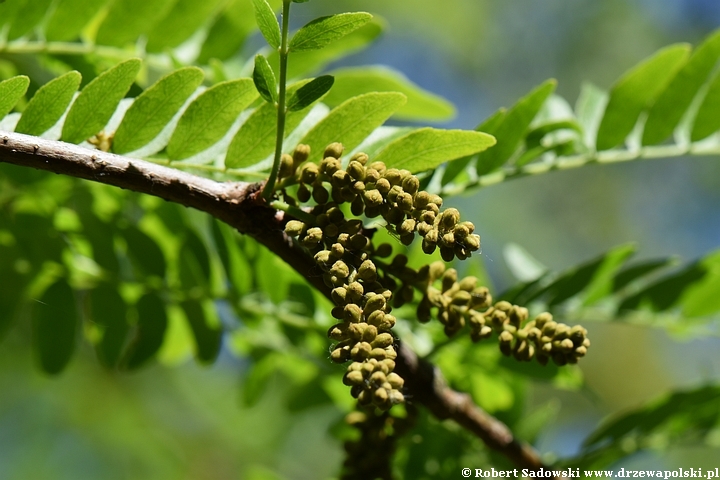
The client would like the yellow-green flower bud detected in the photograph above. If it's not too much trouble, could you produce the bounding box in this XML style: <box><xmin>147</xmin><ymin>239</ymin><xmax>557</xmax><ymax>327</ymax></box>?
<box><xmin>324</xmin><ymin>142</ymin><xmax>344</xmax><ymax>159</ymax></box>
<box><xmin>285</xmin><ymin>220</ymin><xmax>305</xmax><ymax>236</ymax></box>
<box><xmin>292</xmin><ymin>144</ymin><xmax>310</xmax><ymax>166</ymax></box>
<box><xmin>279</xmin><ymin>153</ymin><xmax>294</xmax><ymax>178</ymax></box>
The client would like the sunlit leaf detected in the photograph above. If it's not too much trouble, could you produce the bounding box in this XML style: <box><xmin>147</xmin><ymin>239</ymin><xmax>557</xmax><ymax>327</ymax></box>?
<box><xmin>167</xmin><ymin>78</ymin><xmax>257</xmax><ymax>160</ymax></box>
<box><xmin>643</xmin><ymin>30</ymin><xmax>720</xmax><ymax>145</ymax></box>
<box><xmin>45</xmin><ymin>0</ymin><xmax>104</xmax><ymax>42</ymax></box>
<box><xmin>0</xmin><ymin>76</ymin><xmax>29</xmax><ymax>119</ymax></box>
<box><xmin>146</xmin><ymin>0</ymin><xmax>224</xmax><ymax>52</ymax></box>
<box><xmin>62</xmin><ymin>59</ymin><xmax>141</xmax><ymax>144</ymax></box>
<box><xmin>375</xmin><ymin>127</ymin><xmax>496</xmax><ymax>173</ymax></box>
<box><xmin>475</xmin><ymin>80</ymin><xmax>556</xmax><ymax>175</ymax></box>
<box><xmin>252</xmin><ymin>0</ymin><xmax>281</xmax><ymax>49</ymax></box>
<box><xmin>596</xmin><ymin>44</ymin><xmax>690</xmax><ymax>150</ymax></box>
<box><xmin>15</xmin><ymin>71</ymin><xmax>81</xmax><ymax>137</ymax></box>
<box><xmin>113</xmin><ymin>67</ymin><xmax>204</xmax><ymax>154</ymax></box>
<box><xmin>691</xmin><ymin>71</ymin><xmax>720</xmax><ymax>142</ymax></box>
<box><xmin>289</xmin><ymin>12</ymin><xmax>372</xmax><ymax>52</ymax></box>
<box><xmin>299</xmin><ymin>92</ymin><xmax>407</xmax><ymax>162</ymax></box>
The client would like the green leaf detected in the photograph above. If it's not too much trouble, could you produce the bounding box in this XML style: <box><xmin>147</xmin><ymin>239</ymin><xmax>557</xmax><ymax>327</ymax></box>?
<box><xmin>7</xmin><ymin>0</ymin><xmax>53</xmax><ymax>40</ymax></box>
<box><xmin>691</xmin><ymin>71</ymin><xmax>720</xmax><ymax>141</ymax></box>
<box><xmin>122</xmin><ymin>226</ymin><xmax>166</xmax><ymax>278</ymax></box>
<box><xmin>252</xmin><ymin>0</ymin><xmax>281</xmax><ymax>49</ymax></box>
<box><xmin>211</xmin><ymin>220</ymin><xmax>252</xmax><ymax>295</ymax></box>
<box><xmin>596</xmin><ymin>44</ymin><xmax>690</xmax><ymax>151</ymax></box>
<box><xmin>62</xmin><ymin>59</ymin><xmax>141</xmax><ymax>144</ymax></box>
<box><xmin>299</xmin><ymin>92</ymin><xmax>407</xmax><ymax>163</ymax></box>
<box><xmin>0</xmin><ymin>76</ymin><xmax>29</xmax><ymax>119</ymax></box>
<box><xmin>289</xmin><ymin>12</ymin><xmax>373</xmax><ymax>52</ymax></box>
<box><xmin>618</xmin><ymin>259</ymin><xmax>709</xmax><ymax>313</ymax></box>
<box><xmin>574</xmin><ymin>82</ymin><xmax>608</xmax><ymax>149</ymax></box>
<box><xmin>253</xmin><ymin>54</ymin><xmax>278</xmax><ymax>104</ymax></box>
<box><xmin>96</xmin><ymin>0</ymin><xmax>176</xmax><ymax>47</ymax></box>
<box><xmin>15</xmin><ymin>71</ymin><xmax>81</xmax><ymax>136</ymax></box>
<box><xmin>375</xmin><ymin>127</ymin><xmax>496</xmax><ymax>173</ymax></box>
<box><xmin>541</xmin><ymin>243</ymin><xmax>636</xmax><ymax>306</ymax></box>
<box><xmin>271</xmin><ymin>18</ymin><xmax>383</xmax><ymax>79</ymax></box>
<box><xmin>90</xmin><ymin>284</ymin><xmax>130</xmax><ymax>369</ymax></box>
<box><xmin>286</xmin><ymin>75</ymin><xmax>334</xmax><ymax>111</ymax></box>
<box><xmin>224</xmin><ymin>84</ymin><xmax>311</xmax><ymax>169</ymax></box>
<box><xmin>178</xmin><ymin>230</ymin><xmax>211</xmax><ymax>290</ymax></box>
<box><xmin>321</xmin><ymin>66</ymin><xmax>455</xmax><ymax>122</ymax></box>
<box><xmin>167</xmin><ymin>78</ymin><xmax>257</xmax><ymax>160</ymax></box>
<box><xmin>146</xmin><ymin>0</ymin><xmax>224</xmax><ymax>52</ymax></box>
<box><xmin>181</xmin><ymin>299</ymin><xmax>222</xmax><ymax>364</ymax></box>
<box><xmin>643</xmin><ymin>31</ymin><xmax>720</xmax><ymax>145</ymax></box>
<box><xmin>442</xmin><ymin>108</ymin><xmax>506</xmax><ymax>186</ymax></box>
<box><xmin>113</xmin><ymin>67</ymin><xmax>204</xmax><ymax>154</ymax></box>
<box><xmin>475</xmin><ymin>80</ymin><xmax>556</xmax><ymax>175</ymax></box>
<box><xmin>32</xmin><ymin>279</ymin><xmax>77</xmax><ymax>375</ymax></box>
<box><xmin>124</xmin><ymin>293</ymin><xmax>168</xmax><ymax>370</ymax></box>
<box><xmin>679</xmin><ymin>251</ymin><xmax>720</xmax><ymax>317</ymax></box>
<box><xmin>612</xmin><ymin>258</ymin><xmax>675</xmax><ymax>292</ymax></box>
<box><xmin>197</xmin><ymin>0</ymin><xmax>259</xmax><ymax>63</ymax></box>
<box><xmin>45</xmin><ymin>0</ymin><xmax>104</xmax><ymax>42</ymax></box>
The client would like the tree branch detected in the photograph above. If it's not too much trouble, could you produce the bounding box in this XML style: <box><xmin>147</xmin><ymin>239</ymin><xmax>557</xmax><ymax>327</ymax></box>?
<box><xmin>0</xmin><ymin>131</ymin><xmax>551</xmax><ymax>472</ymax></box>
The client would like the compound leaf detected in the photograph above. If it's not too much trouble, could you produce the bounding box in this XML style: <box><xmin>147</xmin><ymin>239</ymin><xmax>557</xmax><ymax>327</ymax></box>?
<box><xmin>15</xmin><ymin>71</ymin><xmax>81</xmax><ymax>136</ymax></box>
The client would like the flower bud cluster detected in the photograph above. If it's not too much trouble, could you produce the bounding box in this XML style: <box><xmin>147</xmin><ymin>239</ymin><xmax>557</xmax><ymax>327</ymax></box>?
<box><xmin>414</xmin><ymin>261</ymin><xmax>590</xmax><ymax>365</ymax></box>
<box><xmin>283</xmin><ymin>142</ymin><xmax>481</xmax><ymax>262</ymax></box>
<box><xmin>284</xmin><ymin>143</ymin><xmax>406</xmax><ymax>410</ymax></box>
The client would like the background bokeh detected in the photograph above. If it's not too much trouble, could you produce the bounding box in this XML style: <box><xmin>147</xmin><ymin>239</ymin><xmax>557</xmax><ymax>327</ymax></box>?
<box><xmin>1</xmin><ymin>0</ymin><xmax>720</xmax><ymax>478</ymax></box>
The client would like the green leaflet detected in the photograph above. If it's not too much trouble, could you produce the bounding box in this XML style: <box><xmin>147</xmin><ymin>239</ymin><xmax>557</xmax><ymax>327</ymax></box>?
<box><xmin>0</xmin><ymin>76</ymin><xmax>29</xmax><ymax>119</ymax></box>
<box><xmin>289</xmin><ymin>12</ymin><xmax>373</xmax><ymax>52</ymax></box>
<box><xmin>643</xmin><ymin>30</ymin><xmax>720</xmax><ymax>145</ymax></box>
<box><xmin>181</xmin><ymin>299</ymin><xmax>222</xmax><ymax>364</ymax></box>
<box><xmin>442</xmin><ymin>107</ymin><xmax>507</xmax><ymax>186</ymax></box>
<box><xmin>374</xmin><ymin>127</ymin><xmax>496</xmax><ymax>173</ymax></box>
<box><xmin>612</xmin><ymin>258</ymin><xmax>675</xmax><ymax>293</ymax></box>
<box><xmin>270</xmin><ymin>18</ymin><xmax>383</xmax><ymax>79</ymax></box>
<box><xmin>679</xmin><ymin>250</ymin><xmax>720</xmax><ymax>317</ymax></box>
<box><xmin>596</xmin><ymin>44</ymin><xmax>690</xmax><ymax>151</ymax></box>
<box><xmin>286</xmin><ymin>75</ymin><xmax>334</xmax><ymax>111</ymax></box>
<box><xmin>197</xmin><ymin>0</ymin><xmax>260</xmax><ymax>63</ymax></box>
<box><xmin>7</xmin><ymin>0</ymin><xmax>52</xmax><ymax>40</ymax></box>
<box><xmin>178</xmin><ymin>230</ymin><xmax>211</xmax><ymax>291</ymax></box>
<box><xmin>15</xmin><ymin>71</ymin><xmax>81</xmax><ymax>137</ymax></box>
<box><xmin>45</xmin><ymin>0</ymin><xmax>104</xmax><ymax>42</ymax></box>
<box><xmin>691</xmin><ymin>71</ymin><xmax>720</xmax><ymax>141</ymax></box>
<box><xmin>90</xmin><ymin>284</ymin><xmax>130</xmax><ymax>369</ymax></box>
<box><xmin>32</xmin><ymin>279</ymin><xmax>78</xmax><ymax>375</ymax></box>
<box><xmin>62</xmin><ymin>59</ymin><xmax>141</xmax><ymax>144</ymax></box>
<box><xmin>113</xmin><ymin>67</ymin><xmax>204</xmax><ymax>154</ymax></box>
<box><xmin>211</xmin><ymin>220</ymin><xmax>252</xmax><ymax>295</ymax></box>
<box><xmin>122</xmin><ymin>225</ymin><xmax>167</xmax><ymax>278</ymax></box>
<box><xmin>299</xmin><ymin>92</ymin><xmax>407</xmax><ymax>163</ymax></box>
<box><xmin>167</xmin><ymin>78</ymin><xmax>257</xmax><ymax>160</ymax></box>
<box><xmin>475</xmin><ymin>80</ymin><xmax>556</xmax><ymax>176</ymax></box>
<box><xmin>253</xmin><ymin>54</ymin><xmax>279</xmax><ymax>104</ymax></box>
<box><xmin>146</xmin><ymin>0</ymin><xmax>224</xmax><ymax>52</ymax></box>
<box><xmin>322</xmin><ymin>66</ymin><xmax>455</xmax><ymax>121</ymax></box>
<box><xmin>96</xmin><ymin>0</ymin><xmax>176</xmax><ymax>47</ymax></box>
<box><xmin>124</xmin><ymin>293</ymin><xmax>168</xmax><ymax>370</ymax></box>
<box><xmin>574</xmin><ymin>82</ymin><xmax>608</xmax><ymax>149</ymax></box>
<box><xmin>224</xmin><ymin>81</ymin><xmax>313</xmax><ymax>169</ymax></box>
<box><xmin>252</xmin><ymin>0</ymin><xmax>281</xmax><ymax>49</ymax></box>
<box><xmin>0</xmin><ymin>0</ymin><xmax>25</xmax><ymax>33</ymax></box>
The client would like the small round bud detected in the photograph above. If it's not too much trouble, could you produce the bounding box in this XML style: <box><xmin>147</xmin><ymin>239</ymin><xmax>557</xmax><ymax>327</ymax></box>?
<box><xmin>312</xmin><ymin>185</ymin><xmax>329</xmax><ymax>204</ymax></box>
<box><xmin>324</xmin><ymin>142</ymin><xmax>344</xmax><ymax>159</ymax></box>
<box><xmin>401</xmin><ymin>176</ymin><xmax>420</xmax><ymax>195</ymax></box>
<box><xmin>292</xmin><ymin>144</ymin><xmax>310</xmax><ymax>165</ymax></box>
<box><xmin>279</xmin><ymin>153</ymin><xmax>294</xmax><ymax>178</ymax></box>
<box><xmin>285</xmin><ymin>220</ymin><xmax>305</xmax><ymax>237</ymax></box>
<box><xmin>363</xmin><ymin>189</ymin><xmax>384</xmax><ymax>207</ymax></box>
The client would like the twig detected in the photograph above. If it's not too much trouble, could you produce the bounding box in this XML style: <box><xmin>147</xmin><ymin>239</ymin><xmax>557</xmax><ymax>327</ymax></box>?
<box><xmin>0</xmin><ymin>130</ymin><xmax>553</xmax><ymax>473</ymax></box>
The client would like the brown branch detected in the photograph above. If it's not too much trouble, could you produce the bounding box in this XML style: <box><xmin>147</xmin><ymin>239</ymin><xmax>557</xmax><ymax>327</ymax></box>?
<box><xmin>0</xmin><ymin>131</ymin><xmax>551</xmax><ymax>472</ymax></box>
